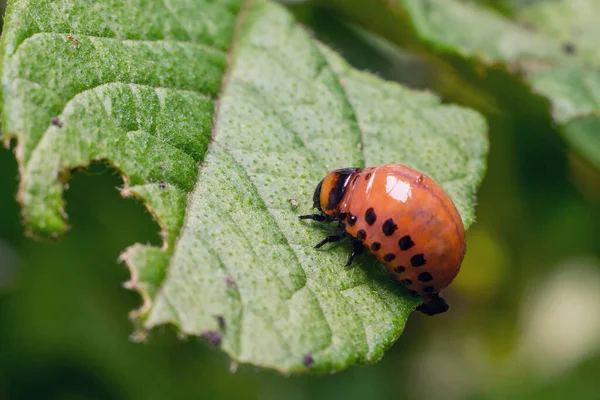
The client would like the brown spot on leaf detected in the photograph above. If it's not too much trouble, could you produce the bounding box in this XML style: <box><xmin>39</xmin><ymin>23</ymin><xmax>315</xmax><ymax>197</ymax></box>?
<box><xmin>200</xmin><ymin>331</ymin><xmax>221</xmax><ymax>346</ymax></box>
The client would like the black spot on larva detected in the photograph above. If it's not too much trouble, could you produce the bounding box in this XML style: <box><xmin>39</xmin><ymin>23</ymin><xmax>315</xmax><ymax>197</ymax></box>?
<box><xmin>51</xmin><ymin>117</ymin><xmax>63</xmax><ymax>127</ymax></box>
<box><xmin>411</xmin><ymin>254</ymin><xmax>426</xmax><ymax>267</ymax></box>
<box><xmin>357</xmin><ymin>229</ymin><xmax>367</xmax><ymax>241</ymax></box>
<box><xmin>382</xmin><ymin>219</ymin><xmax>397</xmax><ymax>236</ymax></box>
<box><xmin>347</xmin><ymin>213</ymin><xmax>357</xmax><ymax>226</ymax></box>
<box><xmin>401</xmin><ymin>279</ymin><xmax>412</xmax><ymax>286</ymax></box>
<box><xmin>408</xmin><ymin>289</ymin><xmax>418</xmax><ymax>296</ymax></box>
<box><xmin>364</xmin><ymin>173</ymin><xmax>372</xmax><ymax>180</ymax></box>
<box><xmin>303</xmin><ymin>354</ymin><xmax>315</xmax><ymax>368</ymax></box>
<box><xmin>338</xmin><ymin>212</ymin><xmax>348</xmax><ymax>221</ymax></box>
<box><xmin>394</xmin><ymin>266</ymin><xmax>405</xmax><ymax>273</ymax></box>
<box><xmin>398</xmin><ymin>235</ymin><xmax>414</xmax><ymax>250</ymax></box>
<box><xmin>158</xmin><ymin>181</ymin><xmax>167</xmax><ymax>189</ymax></box>
<box><xmin>424</xmin><ymin>286</ymin><xmax>436</xmax><ymax>293</ymax></box>
<box><xmin>383</xmin><ymin>253</ymin><xmax>396</xmax><ymax>262</ymax></box>
<box><xmin>365</xmin><ymin>207</ymin><xmax>377</xmax><ymax>226</ymax></box>
<box><xmin>200</xmin><ymin>331</ymin><xmax>221</xmax><ymax>346</ymax></box>
<box><xmin>371</xmin><ymin>242</ymin><xmax>381</xmax><ymax>251</ymax></box>
<box><xmin>418</xmin><ymin>272</ymin><xmax>433</xmax><ymax>282</ymax></box>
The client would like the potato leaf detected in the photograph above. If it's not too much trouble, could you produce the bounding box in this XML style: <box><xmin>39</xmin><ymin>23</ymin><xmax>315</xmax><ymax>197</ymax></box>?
<box><xmin>0</xmin><ymin>0</ymin><xmax>487</xmax><ymax>372</ymax></box>
<box><xmin>318</xmin><ymin>0</ymin><xmax>600</xmax><ymax>169</ymax></box>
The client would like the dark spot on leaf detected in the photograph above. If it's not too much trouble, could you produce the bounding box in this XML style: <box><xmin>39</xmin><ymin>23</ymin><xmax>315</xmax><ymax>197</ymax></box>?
<box><xmin>562</xmin><ymin>42</ymin><xmax>576</xmax><ymax>54</ymax></box>
<box><xmin>224</xmin><ymin>276</ymin><xmax>235</xmax><ymax>286</ymax></box>
<box><xmin>382</xmin><ymin>219</ymin><xmax>397</xmax><ymax>236</ymax></box>
<box><xmin>411</xmin><ymin>254</ymin><xmax>426</xmax><ymax>267</ymax></box>
<box><xmin>215</xmin><ymin>315</ymin><xmax>226</xmax><ymax>329</ymax></box>
<box><xmin>398</xmin><ymin>235</ymin><xmax>414</xmax><ymax>250</ymax></box>
<box><xmin>365</xmin><ymin>207</ymin><xmax>376</xmax><ymax>225</ymax></box>
<box><xmin>200</xmin><ymin>331</ymin><xmax>221</xmax><ymax>346</ymax></box>
<box><xmin>158</xmin><ymin>181</ymin><xmax>167</xmax><ymax>189</ymax></box>
<box><xmin>51</xmin><ymin>117</ymin><xmax>63</xmax><ymax>127</ymax></box>
<box><xmin>303</xmin><ymin>353</ymin><xmax>315</xmax><ymax>368</ymax></box>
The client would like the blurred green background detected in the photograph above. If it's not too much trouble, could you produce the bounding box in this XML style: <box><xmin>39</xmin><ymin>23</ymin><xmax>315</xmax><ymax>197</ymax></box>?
<box><xmin>1</xmin><ymin>3</ymin><xmax>600</xmax><ymax>400</ymax></box>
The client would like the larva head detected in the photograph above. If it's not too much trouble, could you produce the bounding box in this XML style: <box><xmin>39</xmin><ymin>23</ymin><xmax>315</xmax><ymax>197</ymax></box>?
<box><xmin>313</xmin><ymin>168</ymin><xmax>360</xmax><ymax>215</ymax></box>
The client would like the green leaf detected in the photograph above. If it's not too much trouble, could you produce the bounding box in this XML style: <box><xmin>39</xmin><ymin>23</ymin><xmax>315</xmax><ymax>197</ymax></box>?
<box><xmin>317</xmin><ymin>0</ymin><xmax>600</xmax><ymax>170</ymax></box>
<box><xmin>0</xmin><ymin>0</ymin><xmax>488</xmax><ymax>373</ymax></box>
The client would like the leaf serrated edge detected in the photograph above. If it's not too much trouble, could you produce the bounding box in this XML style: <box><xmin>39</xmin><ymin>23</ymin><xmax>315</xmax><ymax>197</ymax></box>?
<box><xmin>120</xmin><ymin>186</ymin><xmax>170</xmax><ymax>251</ymax></box>
<box><xmin>120</xmin><ymin>246</ymin><xmax>153</xmax><ymax>321</ymax></box>
<box><xmin>121</xmin><ymin>0</ymin><xmax>253</xmax><ymax>339</ymax></box>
